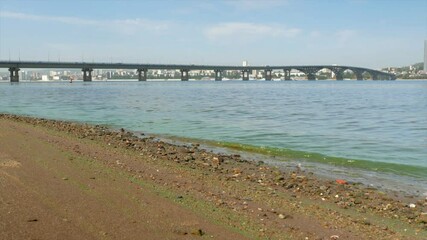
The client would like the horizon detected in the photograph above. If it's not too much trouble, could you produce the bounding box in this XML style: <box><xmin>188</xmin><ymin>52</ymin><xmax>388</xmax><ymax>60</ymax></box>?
<box><xmin>1</xmin><ymin>0</ymin><xmax>426</xmax><ymax>69</ymax></box>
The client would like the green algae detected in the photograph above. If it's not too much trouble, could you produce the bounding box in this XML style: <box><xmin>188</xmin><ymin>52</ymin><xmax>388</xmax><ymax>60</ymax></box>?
<box><xmin>213</xmin><ymin>141</ymin><xmax>427</xmax><ymax>178</ymax></box>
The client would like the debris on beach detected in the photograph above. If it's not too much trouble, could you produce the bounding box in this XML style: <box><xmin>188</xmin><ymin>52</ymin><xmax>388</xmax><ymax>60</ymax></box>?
<box><xmin>335</xmin><ymin>179</ymin><xmax>347</xmax><ymax>185</ymax></box>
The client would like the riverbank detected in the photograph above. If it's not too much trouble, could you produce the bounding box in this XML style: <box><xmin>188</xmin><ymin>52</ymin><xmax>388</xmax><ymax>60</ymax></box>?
<box><xmin>0</xmin><ymin>114</ymin><xmax>426</xmax><ymax>239</ymax></box>
<box><xmin>155</xmin><ymin>134</ymin><xmax>427</xmax><ymax>197</ymax></box>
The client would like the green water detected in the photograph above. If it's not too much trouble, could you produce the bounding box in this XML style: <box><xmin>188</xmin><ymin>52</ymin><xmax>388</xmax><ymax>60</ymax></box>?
<box><xmin>215</xmin><ymin>142</ymin><xmax>427</xmax><ymax>178</ymax></box>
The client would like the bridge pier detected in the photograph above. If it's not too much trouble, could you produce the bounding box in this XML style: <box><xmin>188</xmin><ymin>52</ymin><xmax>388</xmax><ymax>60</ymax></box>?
<box><xmin>137</xmin><ymin>69</ymin><xmax>147</xmax><ymax>81</ymax></box>
<box><xmin>371</xmin><ymin>73</ymin><xmax>378</xmax><ymax>80</ymax></box>
<box><xmin>82</xmin><ymin>68</ymin><xmax>93</xmax><ymax>81</ymax></box>
<box><xmin>334</xmin><ymin>71</ymin><xmax>344</xmax><ymax>81</ymax></box>
<box><xmin>264</xmin><ymin>69</ymin><xmax>272</xmax><ymax>81</ymax></box>
<box><xmin>306</xmin><ymin>73</ymin><xmax>316</xmax><ymax>80</ymax></box>
<box><xmin>9</xmin><ymin>67</ymin><xmax>20</xmax><ymax>82</ymax></box>
<box><xmin>355</xmin><ymin>72</ymin><xmax>363</xmax><ymax>80</ymax></box>
<box><xmin>180</xmin><ymin>69</ymin><xmax>189</xmax><ymax>81</ymax></box>
<box><xmin>283</xmin><ymin>69</ymin><xmax>291</xmax><ymax>80</ymax></box>
<box><xmin>242</xmin><ymin>69</ymin><xmax>250</xmax><ymax>81</ymax></box>
<box><xmin>214</xmin><ymin>69</ymin><xmax>223</xmax><ymax>81</ymax></box>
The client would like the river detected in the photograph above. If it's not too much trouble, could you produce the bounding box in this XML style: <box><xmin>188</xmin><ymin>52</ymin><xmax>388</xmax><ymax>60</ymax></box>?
<box><xmin>1</xmin><ymin>80</ymin><xmax>426</xmax><ymax>193</ymax></box>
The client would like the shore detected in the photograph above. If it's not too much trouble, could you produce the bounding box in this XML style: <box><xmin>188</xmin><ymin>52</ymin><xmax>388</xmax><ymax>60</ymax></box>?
<box><xmin>0</xmin><ymin>114</ymin><xmax>426</xmax><ymax>239</ymax></box>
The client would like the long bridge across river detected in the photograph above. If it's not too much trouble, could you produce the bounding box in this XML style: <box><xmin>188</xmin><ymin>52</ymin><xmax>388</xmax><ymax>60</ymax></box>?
<box><xmin>0</xmin><ymin>61</ymin><xmax>396</xmax><ymax>82</ymax></box>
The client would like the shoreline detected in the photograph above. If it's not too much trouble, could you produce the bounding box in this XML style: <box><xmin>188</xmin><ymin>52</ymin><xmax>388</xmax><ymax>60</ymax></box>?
<box><xmin>152</xmin><ymin>133</ymin><xmax>427</xmax><ymax>197</ymax></box>
<box><xmin>1</xmin><ymin>113</ymin><xmax>426</xmax><ymax>239</ymax></box>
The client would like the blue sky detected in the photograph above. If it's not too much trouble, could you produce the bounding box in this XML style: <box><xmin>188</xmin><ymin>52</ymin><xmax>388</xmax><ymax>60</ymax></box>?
<box><xmin>0</xmin><ymin>0</ymin><xmax>426</xmax><ymax>69</ymax></box>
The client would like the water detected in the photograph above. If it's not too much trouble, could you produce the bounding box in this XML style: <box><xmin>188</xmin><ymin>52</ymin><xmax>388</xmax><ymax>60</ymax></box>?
<box><xmin>1</xmin><ymin>80</ymin><xmax>426</xmax><ymax>191</ymax></box>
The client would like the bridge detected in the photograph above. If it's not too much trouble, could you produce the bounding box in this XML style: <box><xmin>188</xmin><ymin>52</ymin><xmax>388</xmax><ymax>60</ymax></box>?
<box><xmin>0</xmin><ymin>61</ymin><xmax>396</xmax><ymax>82</ymax></box>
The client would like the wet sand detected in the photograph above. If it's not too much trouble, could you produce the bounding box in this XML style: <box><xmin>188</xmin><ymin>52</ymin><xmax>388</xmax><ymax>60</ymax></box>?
<box><xmin>0</xmin><ymin>114</ymin><xmax>426</xmax><ymax>239</ymax></box>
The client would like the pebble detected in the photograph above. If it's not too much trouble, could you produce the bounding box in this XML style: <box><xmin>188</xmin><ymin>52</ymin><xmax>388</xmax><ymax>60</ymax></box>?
<box><xmin>212</xmin><ymin>157</ymin><xmax>220</xmax><ymax>166</ymax></box>
<box><xmin>191</xmin><ymin>228</ymin><xmax>204</xmax><ymax>236</ymax></box>
<box><xmin>418</xmin><ymin>212</ymin><xmax>427</xmax><ymax>223</ymax></box>
<box><xmin>330</xmin><ymin>235</ymin><xmax>339</xmax><ymax>240</ymax></box>
<box><xmin>362</xmin><ymin>219</ymin><xmax>371</xmax><ymax>225</ymax></box>
<box><xmin>409</xmin><ymin>203</ymin><xmax>416</xmax><ymax>208</ymax></box>
<box><xmin>278</xmin><ymin>213</ymin><xmax>292</xmax><ymax>219</ymax></box>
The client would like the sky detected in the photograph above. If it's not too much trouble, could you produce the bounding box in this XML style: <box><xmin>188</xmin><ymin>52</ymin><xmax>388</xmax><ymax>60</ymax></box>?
<box><xmin>0</xmin><ymin>0</ymin><xmax>426</xmax><ymax>69</ymax></box>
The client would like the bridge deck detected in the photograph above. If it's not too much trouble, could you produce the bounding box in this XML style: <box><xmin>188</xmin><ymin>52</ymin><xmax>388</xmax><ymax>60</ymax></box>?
<box><xmin>0</xmin><ymin>61</ymin><xmax>396</xmax><ymax>80</ymax></box>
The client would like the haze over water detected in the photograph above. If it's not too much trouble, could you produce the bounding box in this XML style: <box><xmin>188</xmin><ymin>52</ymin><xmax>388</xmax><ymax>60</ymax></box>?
<box><xmin>1</xmin><ymin>80</ymin><xmax>426</xmax><ymax>190</ymax></box>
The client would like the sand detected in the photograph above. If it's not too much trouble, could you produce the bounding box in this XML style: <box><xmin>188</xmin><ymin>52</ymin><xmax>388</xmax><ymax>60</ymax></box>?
<box><xmin>0</xmin><ymin>114</ymin><xmax>426</xmax><ymax>239</ymax></box>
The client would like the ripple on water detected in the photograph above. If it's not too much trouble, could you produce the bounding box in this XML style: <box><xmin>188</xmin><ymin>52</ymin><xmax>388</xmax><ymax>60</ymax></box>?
<box><xmin>0</xmin><ymin>80</ymin><xmax>426</xmax><ymax>182</ymax></box>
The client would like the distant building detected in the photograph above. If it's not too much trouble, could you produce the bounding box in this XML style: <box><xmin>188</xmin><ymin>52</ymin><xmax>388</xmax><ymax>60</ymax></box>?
<box><xmin>242</xmin><ymin>61</ymin><xmax>248</xmax><ymax>67</ymax></box>
<box><xmin>21</xmin><ymin>71</ymin><xmax>27</xmax><ymax>80</ymax></box>
<box><xmin>424</xmin><ymin>40</ymin><xmax>427</xmax><ymax>72</ymax></box>
<box><xmin>106</xmin><ymin>71</ymin><xmax>112</xmax><ymax>79</ymax></box>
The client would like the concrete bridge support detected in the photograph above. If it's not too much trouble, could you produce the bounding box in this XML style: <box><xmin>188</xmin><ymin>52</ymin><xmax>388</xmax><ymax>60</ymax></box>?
<box><xmin>242</xmin><ymin>70</ymin><xmax>250</xmax><ymax>81</ymax></box>
<box><xmin>9</xmin><ymin>67</ymin><xmax>20</xmax><ymax>82</ymax></box>
<box><xmin>371</xmin><ymin>73</ymin><xmax>378</xmax><ymax>80</ymax></box>
<box><xmin>264</xmin><ymin>69</ymin><xmax>272</xmax><ymax>81</ymax></box>
<box><xmin>82</xmin><ymin>68</ymin><xmax>93</xmax><ymax>81</ymax></box>
<box><xmin>180</xmin><ymin>69</ymin><xmax>189</xmax><ymax>81</ymax></box>
<box><xmin>355</xmin><ymin>72</ymin><xmax>364</xmax><ymax>80</ymax></box>
<box><xmin>306</xmin><ymin>72</ymin><xmax>316</xmax><ymax>80</ymax></box>
<box><xmin>283</xmin><ymin>69</ymin><xmax>291</xmax><ymax>80</ymax></box>
<box><xmin>137</xmin><ymin>69</ymin><xmax>147</xmax><ymax>81</ymax></box>
<box><xmin>334</xmin><ymin>71</ymin><xmax>344</xmax><ymax>81</ymax></box>
<box><xmin>214</xmin><ymin>69</ymin><xmax>223</xmax><ymax>81</ymax></box>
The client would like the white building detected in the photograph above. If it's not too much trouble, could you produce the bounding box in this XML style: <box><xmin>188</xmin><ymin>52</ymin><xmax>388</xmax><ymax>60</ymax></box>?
<box><xmin>242</xmin><ymin>60</ymin><xmax>248</xmax><ymax>67</ymax></box>
<box><xmin>252</xmin><ymin>69</ymin><xmax>257</xmax><ymax>77</ymax></box>
<box><xmin>21</xmin><ymin>71</ymin><xmax>27</xmax><ymax>80</ymax></box>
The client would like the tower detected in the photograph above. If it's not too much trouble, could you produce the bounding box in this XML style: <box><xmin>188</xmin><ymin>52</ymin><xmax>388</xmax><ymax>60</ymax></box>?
<box><xmin>424</xmin><ymin>40</ymin><xmax>427</xmax><ymax>72</ymax></box>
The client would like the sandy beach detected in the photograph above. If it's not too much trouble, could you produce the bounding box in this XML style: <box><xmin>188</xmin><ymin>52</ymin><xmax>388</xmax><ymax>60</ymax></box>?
<box><xmin>0</xmin><ymin>114</ymin><xmax>426</xmax><ymax>239</ymax></box>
